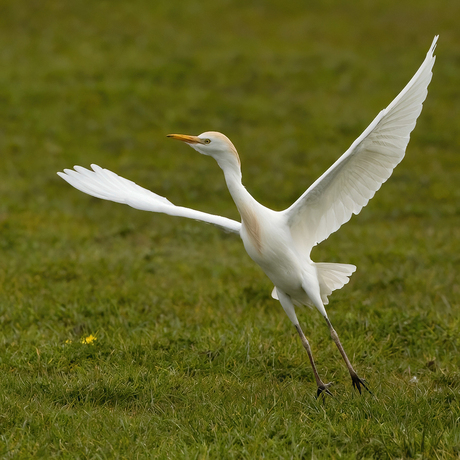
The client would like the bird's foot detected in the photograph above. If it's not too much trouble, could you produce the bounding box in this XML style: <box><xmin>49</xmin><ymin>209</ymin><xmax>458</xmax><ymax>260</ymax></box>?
<box><xmin>316</xmin><ymin>381</ymin><xmax>334</xmax><ymax>398</ymax></box>
<box><xmin>351</xmin><ymin>372</ymin><xmax>372</xmax><ymax>395</ymax></box>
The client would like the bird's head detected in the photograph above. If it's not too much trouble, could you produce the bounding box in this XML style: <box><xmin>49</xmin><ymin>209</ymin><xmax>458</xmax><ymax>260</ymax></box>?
<box><xmin>167</xmin><ymin>131</ymin><xmax>241</xmax><ymax>168</ymax></box>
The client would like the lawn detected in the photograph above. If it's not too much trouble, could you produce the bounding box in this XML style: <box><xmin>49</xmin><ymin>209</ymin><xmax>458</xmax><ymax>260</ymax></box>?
<box><xmin>0</xmin><ymin>0</ymin><xmax>459</xmax><ymax>458</ymax></box>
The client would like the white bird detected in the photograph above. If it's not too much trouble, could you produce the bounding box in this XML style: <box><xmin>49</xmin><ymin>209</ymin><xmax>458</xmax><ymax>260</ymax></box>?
<box><xmin>58</xmin><ymin>37</ymin><xmax>437</xmax><ymax>396</ymax></box>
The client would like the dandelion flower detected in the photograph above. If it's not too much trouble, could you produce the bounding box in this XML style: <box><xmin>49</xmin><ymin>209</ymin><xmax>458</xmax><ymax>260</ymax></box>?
<box><xmin>81</xmin><ymin>334</ymin><xmax>97</xmax><ymax>345</ymax></box>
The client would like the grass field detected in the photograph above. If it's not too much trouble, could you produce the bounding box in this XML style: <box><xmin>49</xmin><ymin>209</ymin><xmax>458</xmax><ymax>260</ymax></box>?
<box><xmin>1</xmin><ymin>0</ymin><xmax>459</xmax><ymax>458</ymax></box>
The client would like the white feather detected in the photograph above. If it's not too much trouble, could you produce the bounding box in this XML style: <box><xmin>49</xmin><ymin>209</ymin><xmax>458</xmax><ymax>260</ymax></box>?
<box><xmin>58</xmin><ymin>165</ymin><xmax>241</xmax><ymax>234</ymax></box>
<box><xmin>285</xmin><ymin>36</ymin><xmax>438</xmax><ymax>256</ymax></box>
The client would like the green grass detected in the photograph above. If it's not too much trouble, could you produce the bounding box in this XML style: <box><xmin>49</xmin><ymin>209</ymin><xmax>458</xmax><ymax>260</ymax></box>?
<box><xmin>1</xmin><ymin>0</ymin><xmax>459</xmax><ymax>458</ymax></box>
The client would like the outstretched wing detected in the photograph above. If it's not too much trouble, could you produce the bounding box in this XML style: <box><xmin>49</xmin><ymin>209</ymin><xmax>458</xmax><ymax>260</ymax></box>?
<box><xmin>58</xmin><ymin>164</ymin><xmax>241</xmax><ymax>234</ymax></box>
<box><xmin>284</xmin><ymin>36</ymin><xmax>437</xmax><ymax>254</ymax></box>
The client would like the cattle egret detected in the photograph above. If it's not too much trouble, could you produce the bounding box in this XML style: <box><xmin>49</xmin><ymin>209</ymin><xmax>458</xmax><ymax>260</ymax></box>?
<box><xmin>58</xmin><ymin>37</ymin><xmax>437</xmax><ymax>396</ymax></box>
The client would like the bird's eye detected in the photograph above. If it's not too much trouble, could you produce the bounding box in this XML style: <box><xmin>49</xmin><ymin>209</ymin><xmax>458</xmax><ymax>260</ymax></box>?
<box><xmin>204</xmin><ymin>139</ymin><xmax>211</xmax><ymax>144</ymax></box>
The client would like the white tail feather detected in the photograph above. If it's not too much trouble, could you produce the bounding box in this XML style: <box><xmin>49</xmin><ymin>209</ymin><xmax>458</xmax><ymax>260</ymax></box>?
<box><xmin>315</xmin><ymin>263</ymin><xmax>356</xmax><ymax>305</ymax></box>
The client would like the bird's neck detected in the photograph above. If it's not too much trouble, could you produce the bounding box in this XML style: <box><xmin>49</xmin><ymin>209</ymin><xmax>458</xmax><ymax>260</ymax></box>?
<box><xmin>219</xmin><ymin>157</ymin><xmax>264</xmax><ymax>252</ymax></box>
<box><xmin>217</xmin><ymin>156</ymin><xmax>258</xmax><ymax>218</ymax></box>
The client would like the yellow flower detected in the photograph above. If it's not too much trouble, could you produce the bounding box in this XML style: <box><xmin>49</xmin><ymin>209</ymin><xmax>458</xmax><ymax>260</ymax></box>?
<box><xmin>81</xmin><ymin>334</ymin><xmax>97</xmax><ymax>345</ymax></box>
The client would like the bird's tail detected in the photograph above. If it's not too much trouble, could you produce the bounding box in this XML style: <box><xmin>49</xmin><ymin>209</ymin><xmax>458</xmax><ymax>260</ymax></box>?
<box><xmin>315</xmin><ymin>263</ymin><xmax>356</xmax><ymax>305</ymax></box>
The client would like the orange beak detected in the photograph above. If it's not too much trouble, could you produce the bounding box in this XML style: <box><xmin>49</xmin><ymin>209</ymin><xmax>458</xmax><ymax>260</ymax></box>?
<box><xmin>167</xmin><ymin>134</ymin><xmax>205</xmax><ymax>144</ymax></box>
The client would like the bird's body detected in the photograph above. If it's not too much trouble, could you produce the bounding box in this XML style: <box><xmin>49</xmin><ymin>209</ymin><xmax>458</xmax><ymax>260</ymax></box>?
<box><xmin>211</xmin><ymin>137</ymin><xmax>340</xmax><ymax>319</ymax></box>
<box><xmin>240</xmin><ymin>192</ymin><xmax>317</xmax><ymax>314</ymax></box>
<box><xmin>58</xmin><ymin>37</ymin><xmax>438</xmax><ymax>396</ymax></box>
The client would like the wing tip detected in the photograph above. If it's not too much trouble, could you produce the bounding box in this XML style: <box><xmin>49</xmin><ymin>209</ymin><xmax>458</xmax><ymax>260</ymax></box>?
<box><xmin>430</xmin><ymin>35</ymin><xmax>439</xmax><ymax>54</ymax></box>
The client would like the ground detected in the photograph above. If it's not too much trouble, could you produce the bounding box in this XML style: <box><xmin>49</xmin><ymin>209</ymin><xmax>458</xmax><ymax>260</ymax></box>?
<box><xmin>0</xmin><ymin>0</ymin><xmax>459</xmax><ymax>458</ymax></box>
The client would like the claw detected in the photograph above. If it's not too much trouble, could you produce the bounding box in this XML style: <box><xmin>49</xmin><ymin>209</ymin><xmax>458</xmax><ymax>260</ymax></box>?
<box><xmin>351</xmin><ymin>373</ymin><xmax>372</xmax><ymax>395</ymax></box>
<box><xmin>316</xmin><ymin>381</ymin><xmax>334</xmax><ymax>399</ymax></box>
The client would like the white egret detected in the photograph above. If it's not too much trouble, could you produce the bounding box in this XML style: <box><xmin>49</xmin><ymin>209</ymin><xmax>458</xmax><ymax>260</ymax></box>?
<box><xmin>58</xmin><ymin>37</ymin><xmax>437</xmax><ymax>396</ymax></box>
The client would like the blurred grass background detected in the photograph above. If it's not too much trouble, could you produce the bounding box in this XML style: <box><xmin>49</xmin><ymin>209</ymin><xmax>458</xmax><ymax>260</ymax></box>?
<box><xmin>0</xmin><ymin>0</ymin><xmax>459</xmax><ymax>458</ymax></box>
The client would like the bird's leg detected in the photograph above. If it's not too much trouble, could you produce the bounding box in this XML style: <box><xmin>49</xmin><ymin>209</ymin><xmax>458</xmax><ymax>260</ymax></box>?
<box><xmin>324</xmin><ymin>318</ymin><xmax>371</xmax><ymax>394</ymax></box>
<box><xmin>295</xmin><ymin>324</ymin><xmax>333</xmax><ymax>398</ymax></box>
